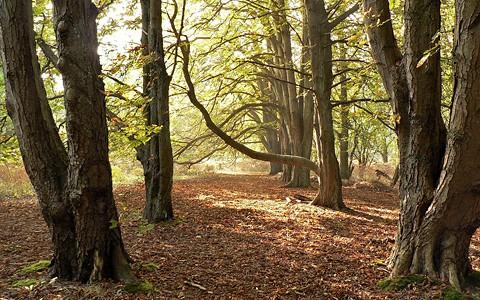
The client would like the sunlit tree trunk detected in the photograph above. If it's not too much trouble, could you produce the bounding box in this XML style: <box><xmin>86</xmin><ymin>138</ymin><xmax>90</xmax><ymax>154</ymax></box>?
<box><xmin>363</xmin><ymin>0</ymin><xmax>480</xmax><ymax>289</ymax></box>
<box><xmin>306</xmin><ymin>0</ymin><xmax>344</xmax><ymax>209</ymax></box>
<box><xmin>267</xmin><ymin>0</ymin><xmax>313</xmax><ymax>187</ymax></box>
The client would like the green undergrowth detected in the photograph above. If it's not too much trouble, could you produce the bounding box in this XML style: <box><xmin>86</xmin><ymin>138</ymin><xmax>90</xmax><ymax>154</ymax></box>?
<box><xmin>445</xmin><ymin>271</ymin><xmax>480</xmax><ymax>300</ymax></box>
<box><xmin>124</xmin><ymin>280</ymin><xmax>154</xmax><ymax>294</ymax></box>
<box><xmin>12</xmin><ymin>278</ymin><xmax>38</xmax><ymax>288</ymax></box>
<box><xmin>443</xmin><ymin>287</ymin><xmax>474</xmax><ymax>300</ymax></box>
<box><xmin>142</xmin><ymin>262</ymin><xmax>160</xmax><ymax>272</ymax></box>
<box><xmin>377</xmin><ymin>275</ymin><xmax>426</xmax><ymax>291</ymax></box>
<box><xmin>19</xmin><ymin>260</ymin><xmax>50</xmax><ymax>274</ymax></box>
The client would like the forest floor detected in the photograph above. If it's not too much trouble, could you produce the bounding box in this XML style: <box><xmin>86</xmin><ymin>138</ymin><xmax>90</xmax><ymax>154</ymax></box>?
<box><xmin>1</xmin><ymin>174</ymin><xmax>478</xmax><ymax>299</ymax></box>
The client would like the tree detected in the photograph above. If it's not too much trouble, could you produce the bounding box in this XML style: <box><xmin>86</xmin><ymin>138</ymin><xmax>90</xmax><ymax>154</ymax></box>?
<box><xmin>305</xmin><ymin>0</ymin><xmax>359</xmax><ymax>209</ymax></box>
<box><xmin>364</xmin><ymin>0</ymin><xmax>480</xmax><ymax>289</ymax></box>
<box><xmin>261</xmin><ymin>0</ymin><xmax>314</xmax><ymax>187</ymax></box>
<box><xmin>136</xmin><ymin>0</ymin><xmax>174</xmax><ymax>223</ymax></box>
<box><xmin>0</xmin><ymin>0</ymin><xmax>132</xmax><ymax>282</ymax></box>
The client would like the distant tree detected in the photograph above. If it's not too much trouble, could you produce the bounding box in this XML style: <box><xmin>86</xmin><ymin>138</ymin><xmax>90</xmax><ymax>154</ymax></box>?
<box><xmin>0</xmin><ymin>0</ymin><xmax>132</xmax><ymax>282</ymax></box>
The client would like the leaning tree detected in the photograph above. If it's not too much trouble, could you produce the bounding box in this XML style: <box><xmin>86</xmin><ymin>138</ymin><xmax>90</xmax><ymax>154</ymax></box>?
<box><xmin>0</xmin><ymin>0</ymin><xmax>132</xmax><ymax>282</ymax></box>
<box><xmin>364</xmin><ymin>0</ymin><xmax>480</xmax><ymax>289</ymax></box>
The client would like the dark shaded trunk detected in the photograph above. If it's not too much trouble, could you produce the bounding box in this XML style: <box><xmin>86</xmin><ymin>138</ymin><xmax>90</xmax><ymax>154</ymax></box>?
<box><xmin>137</xmin><ymin>0</ymin><xmax>174</xmax><ymax>223</ymax></box>
<box><xmin>1</xmin><ymin>0</ymin><xmax>132</xmax><ymax>282</ymax></box>
<box><xmin>0</xmin><ymin>0</ymin><xmax>76</xmax><ymax>278</ymax></box>
<box><xmin>364</xmin><ymin>0</ymin><xmax>446</xmax><ymax>276</ymax></box>
<box><xmin>53</xmin><ymin>0</ymin><xmax>132</xmax><ymax>282</ymax></box>
<box><xmin>396</xmin><ymin>0</ymin><xmax>480</xmax><ymax>288</ymax></box>
<box><xmin>306</xmin><ymin>0</ymin><xmax>344</xmax><ymax>209</ymax></box>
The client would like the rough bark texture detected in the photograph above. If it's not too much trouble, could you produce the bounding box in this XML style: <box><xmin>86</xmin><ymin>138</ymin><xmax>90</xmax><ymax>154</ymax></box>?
<box><xmin>137</xmin><ymin>0</ymin><xmax>174</xmax><ymax>223</ymax></box>
<box><xmin>306</xmin><ymin>0</ymin><xmax>344</xmax><ymax>209</ymax></box>
<box><xmin>0</xmin><ymin>0</ymin><xmax>76</xmax><ymax>278</ymax></box>
<box><xmin>52</xmin><ymin>0</ymin><xmax>132</xmax><ymax>282</ymax></box>
<box><xmin>364</xmin><ymin>0</ymin><xmax>480</xmax><ymax>289</ymax></box>
<box><xmin>0</xmin><ymin>0</ymin><xmax>132</xmax><ymax>283</ymax></box>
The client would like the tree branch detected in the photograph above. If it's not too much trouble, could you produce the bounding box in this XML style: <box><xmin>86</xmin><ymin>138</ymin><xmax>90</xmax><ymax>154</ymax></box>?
<box><xmin>180</xmin><ymin>41</ymin><xmax>320</xmax><ymax>175</ymax></box>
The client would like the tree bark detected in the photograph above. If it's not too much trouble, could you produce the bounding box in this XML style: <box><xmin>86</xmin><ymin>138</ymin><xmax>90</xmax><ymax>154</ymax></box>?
<box><xmin>363</xmin><ymin>0</ymin><xmax>480</xmax><ymax>289</ymax></box>
<box><xmin>0</xmin><ymin>0</ymin><xmax>76</xmax><ymax>278</ymax></box>
<box><xmin>52</xmin><ymin>0</ymin><xmax>132</xmax><ymax>282</ymax></box>
<box><xmin>0</xmin><ymin>0</ymin><xmax>132</xmax><ymax>282</ymax></box>
<box><xmin>305</xmin><ymin>0</ymin><xmax>344</xmax><ymax>209</ymax></box>
<box><xmin>137</xmin><ymin>0</ymin><xmax>174</xmax><ymax>223</ymax></box>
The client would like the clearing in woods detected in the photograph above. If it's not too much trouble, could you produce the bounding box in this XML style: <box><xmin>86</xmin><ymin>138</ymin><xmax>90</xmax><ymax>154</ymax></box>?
<box><xmin>1</xmin><ymin>174</ymin><xmax>478</xmax><ymax>299</ymax></box>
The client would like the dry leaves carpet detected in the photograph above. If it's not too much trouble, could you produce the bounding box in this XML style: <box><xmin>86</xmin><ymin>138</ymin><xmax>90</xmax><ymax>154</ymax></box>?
<box><xmin>1</xmin><ymin>174</ymin><xmax>479</xmax><ymax>299</ymax></box>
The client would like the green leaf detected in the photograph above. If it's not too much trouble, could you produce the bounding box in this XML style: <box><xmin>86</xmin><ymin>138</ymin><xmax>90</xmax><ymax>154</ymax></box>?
<box><xmin>109</xmin><ymin>219</ymin><xmax>119</xmax><ymax>229</ymax></box>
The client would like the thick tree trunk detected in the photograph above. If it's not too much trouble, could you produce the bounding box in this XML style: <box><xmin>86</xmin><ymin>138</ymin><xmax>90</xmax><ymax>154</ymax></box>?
<box><xmin>392</xmin><ymin>0</ymin><xmax>480</xmax><ymax>289</ymax></box>
<box><xmin>306</xmin><ymin>0</ymin><xmax>344</xmax><ymax>209</ymax></box>
<box><xmin>363</xmin><ymin>0</ymin><xmax>480</xmax><ymax>289</ymax></box>
<box><xmin>137</xmin><ymin>0</ymin><xmax>174</xmax><ymax>223</ymax></box>
<box><xmin>53</xmin><ymin>0</ymin><xmax>132</xmax><ymax>282</ymax></box>
<box><xmin>0</xmin><ymin>0</ymin><xmax>76</xmax><ymax>278</ymax></box>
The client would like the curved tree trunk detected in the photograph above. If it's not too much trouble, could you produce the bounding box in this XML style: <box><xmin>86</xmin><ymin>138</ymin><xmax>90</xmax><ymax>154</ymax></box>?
<box><xmin>53</xmin><ymin>0</ymin><xmax>132</xmax><ymax>282</ymax></box>
<box><xmin>137</xmin><ymin>0</ymin><xmax>174</xmax><ymax>223</ymax></box>
<box><xmin>180</xmin><ymin>43</ymin><xmax>321</xmax><ymax>176</ymax></box>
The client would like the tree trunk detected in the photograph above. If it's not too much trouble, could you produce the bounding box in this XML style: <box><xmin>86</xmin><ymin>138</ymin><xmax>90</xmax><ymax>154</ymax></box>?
<box><xmin>266</xmin><ymin>1</ymin><xmax>313</xmax><ymax>187</ymax></box>
<box><xmin>388</xmin><ymin>2</ymin><xmax>480</xmax><ymax>286</ymax></box>
<box><xmin>1</xmin><ymin>0</ymin><xmax>132</xmax><ymax>282</ymax></box>
<box><xmin>338</xmin><ymin>53</ymin><xmax>351</xmax><ymax>180</ymax></box>
<box><xmin>0</xmin><ymin>0</ymin><xmax>76</xmax><ymax>278</ymax></box>
<box><xmin>137</xmin><ymin>0</ymin><xmax>174</xmax><ymax>223</ymax></box>
<box><xmin>53</xmin><ymin>0</ymin><xmax>132</xmax><ymax>282</ymax></box>
<box><xmin>306</xmin><ymin>0</ymin><xmax>344</xmax><ymax>210</ymax></box>
<box><xmin>362</xmin><ymin>0</ymin><xmax>480</xmax><ymax>289</ymax></box>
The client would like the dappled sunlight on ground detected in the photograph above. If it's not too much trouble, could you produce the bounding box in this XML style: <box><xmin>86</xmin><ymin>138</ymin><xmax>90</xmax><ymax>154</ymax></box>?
<box><xmin>0</xmin><ymin>174</ymin><xmax>477</xmax><ymax>299</ymax></box>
